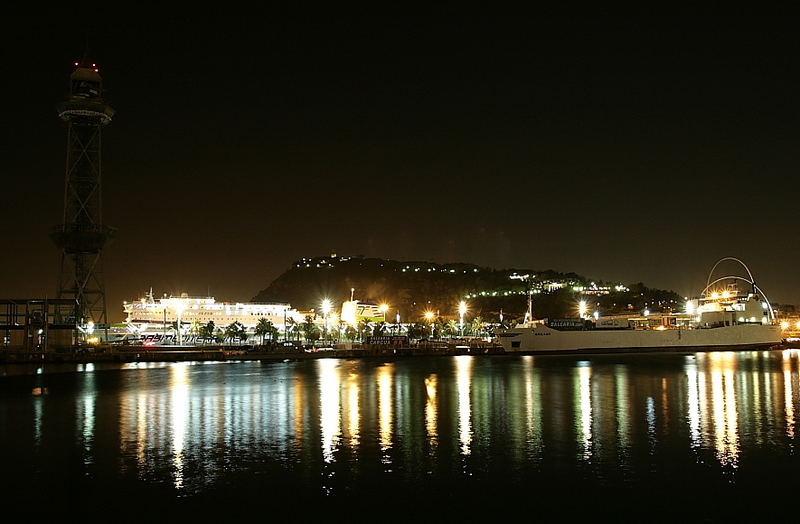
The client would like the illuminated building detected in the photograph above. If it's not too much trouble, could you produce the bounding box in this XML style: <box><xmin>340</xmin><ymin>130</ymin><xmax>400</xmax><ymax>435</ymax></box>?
<box><xmin>122</xmin><ymin>290</ymin><xmax>304</xmax><ymax>342</ymax></box>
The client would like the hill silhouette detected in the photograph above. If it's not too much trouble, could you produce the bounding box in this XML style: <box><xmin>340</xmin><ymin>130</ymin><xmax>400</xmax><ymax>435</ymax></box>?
<box><xmin>252</xmin><ymin>255</ymin><xmax>683</xmax><ymax>324</ymax></box>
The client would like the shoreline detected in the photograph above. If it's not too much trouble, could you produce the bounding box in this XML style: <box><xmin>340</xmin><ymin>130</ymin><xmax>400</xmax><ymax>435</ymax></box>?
<box><xmin>1</xmin><ymin>340</ymin><xmax>796</xmax><ymax>365</ymax></box>
<box><xmin>0</xmin><ymin>344</ymin><xmax>504</xmax><ymax>364</ymax></box>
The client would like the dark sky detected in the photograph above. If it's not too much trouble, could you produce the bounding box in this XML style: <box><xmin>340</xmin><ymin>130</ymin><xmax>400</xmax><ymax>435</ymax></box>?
<box><xmin>2</xmin><ymin>16</ymin><xmax>800</xmax><ymax>322</ymax></box>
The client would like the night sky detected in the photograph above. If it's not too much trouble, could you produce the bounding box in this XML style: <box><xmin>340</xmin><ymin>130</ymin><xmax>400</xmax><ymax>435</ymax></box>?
<box><xmin>3</xmin><ymin>17</ymin><xmax>800</xmax><ymax>322</ymax></box>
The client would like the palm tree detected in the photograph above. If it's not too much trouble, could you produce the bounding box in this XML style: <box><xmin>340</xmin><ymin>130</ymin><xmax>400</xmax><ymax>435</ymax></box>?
<box><xmin>285</xmin><ymin>317</ymin><xmax>296</xmax><ymax>342</ymax></box>
<box><xmin>407</xmin><ymin>322</ymin><xmax>427</xmax><ymax>340</ymax></box>
<box><xmin>302</xmin><ymin>315</ymin><xmax>319</xmax><ymax>344</ymax></box>
<box><xmin>357</xmin><ymin>319</ymin><xmax>372</xmax><ymax>342</ymax></box>
<box><xmin>470</xmin><ymin>316</ymin><xmax>484</xmax><ymax>337</ymax></box>
<box><xmin>225</xmin><ymin>321</ymin><xmax>247</xmax><ymax>345</ymax></box>
<box><xmin>199</xmin><ymin>321</ymin><xmax>215</xmax><ymax>344</ymax></box>
<box><xmin>255</xmin><ymin>318</ymin><xmax>274</xmax><ymax>346</ymax></box>
<box><xmin>446</xmin><ymin>319</ymin><xmax>458</xmax><ymax>338</ymax></box>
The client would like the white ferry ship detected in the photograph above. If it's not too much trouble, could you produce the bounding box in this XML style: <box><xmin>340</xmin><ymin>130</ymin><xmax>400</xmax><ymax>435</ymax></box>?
<box><xmin>497</xmin><ymin>258</ymin><xmax>784</xmax><ymax>353</ymax></box>
<box><xmin>122</xmin><ymin>291</ymin><xmax>306</xmax><ymax>343</ymax></box>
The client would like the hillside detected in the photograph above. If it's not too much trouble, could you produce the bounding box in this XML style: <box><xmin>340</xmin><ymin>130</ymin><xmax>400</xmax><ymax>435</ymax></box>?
<box><xmin>252</xmin><ymin>255</ymin><xmax>683</xmax><ymax>323</ymax></box>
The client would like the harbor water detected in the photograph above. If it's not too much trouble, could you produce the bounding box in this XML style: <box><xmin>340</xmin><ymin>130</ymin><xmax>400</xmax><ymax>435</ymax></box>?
<box><xmin>2</xmin><ymin>350</ymin><xmax>800</xmax><ymax>520</ymax></box>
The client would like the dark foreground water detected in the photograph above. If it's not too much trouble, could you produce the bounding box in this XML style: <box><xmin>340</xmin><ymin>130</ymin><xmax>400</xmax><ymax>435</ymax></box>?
<box><xmin>2</xmin><ymin>350</ymin><xmax>800</xmax><ymax>521</ymax></box>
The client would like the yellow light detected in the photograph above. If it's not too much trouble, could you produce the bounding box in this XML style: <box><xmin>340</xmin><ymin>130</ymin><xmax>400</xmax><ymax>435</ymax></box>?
<box><xmin>721</xmin><ymin>290</ymin><xmax>730</xmax><ymax>299</ymax></box>
<box><xmin>459</xmin><ymin>301</ymin><xmax>467</xmax><ymax>316</ymax></box>
<box><xmin>321</xmin><ymin>299</ymin><xmax>332</xmax><ymax>316</ymax></box>
<box><xmin>655</xmin><ymin>325</ymin><xmax>666</xmax><ymax>331</ymax></box>
<box><xmin>578</xmin><ymin>300</ymin><xmax>587</xmax><ymax>318</ymax></box>
<box><xmin>796</xmin><ymin>321</ymin><xmax>800</xmax><ymax>330</ymax></box>
<box><xmin>686</xmin><ymin>300</ymin><xmax>696</xmax><ymax>315</ymax></box>
<box><xmin>86</xmin><ymin>336</ymin><xmax>100</xmax><ymax>344</ymax></box>
<box><xmin>781</xmin><ymin>321</ymin><xmax>790</xmax><ymax>330</ymax></box>
<box><xmin>379</xmin><ymin>303</ymin><xmax>389</xmax><ymax>314</ymax></box>
<box><xmin>424</xmin><ymin>311</ymin><xmax>434</xmax><ymax>321</ymax></box>
<box><xmin>711</xmin><ymin>292</ymin><xmax>719</xmax><ymax>300</ymax></box>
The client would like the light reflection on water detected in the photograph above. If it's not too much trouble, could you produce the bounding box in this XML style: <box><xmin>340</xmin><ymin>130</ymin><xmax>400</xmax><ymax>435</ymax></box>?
<box><xmin>455</xmin><ymin>355</ymin><xmax>472</xmax><ymax>457</ymax></box>
<box><xmin>5</xmin><ymin>350</ymin><xmax>800</xmax><ymax>511</ymax></box>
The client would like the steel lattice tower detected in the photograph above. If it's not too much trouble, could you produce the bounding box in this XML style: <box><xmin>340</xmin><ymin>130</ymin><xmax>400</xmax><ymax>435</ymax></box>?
<box><xmin>51</xmin><ymin>62</ymin><xmax>115</xmax><ymax>337</ymax></box>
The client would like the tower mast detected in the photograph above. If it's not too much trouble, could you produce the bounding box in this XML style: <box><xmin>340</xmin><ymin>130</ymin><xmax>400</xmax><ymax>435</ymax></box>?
<box><xmin>51</xmin><ymin>61</ymin><xmax>115</xmax><ymax>341</ymax></box>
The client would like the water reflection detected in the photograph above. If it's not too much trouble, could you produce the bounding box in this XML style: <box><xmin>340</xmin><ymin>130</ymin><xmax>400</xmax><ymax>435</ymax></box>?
<box><xmin>77</xmin><ymin>368</ymin><xmax>96</xmax><ymax>468</ymax></box>
<box><xmin>783</xmin><ymin>350</ymin><xmax>796</xmax><ymax>440</ymax></box>
<box><xmin>706</xmin><ymin>353</ymin><xmax>740</xmax><ymax>468</ymax></box>
<box><xmin>7</xmin><ymin>350</ymin><xmax>800</xmax><ymax>500</ymax></box>
<box><xmin>686</xmin><ymin>361</ymin><xmax>702</xmax><ymax>449</ymax></box>
<box><xmin>455</xmin><ymin>355</ymin><xmax>472</xmax><ymax>457</ymax></box>
<box><xmin>522</xmin><ymin>356</ymin><xmax>542</xmax><ymax>459</ymax></box>
<box><xmin>170</xmin><ymin>363</ymin><xmax>189</xmax><ymax>488</ymax></box>
<box><xmin>346</xmin><ymin>368</ymin><xmax>360</xmax><ymax>449</ymax></box>
<box><xmin>318</xmin><ymin>359</ymin><xmax>341</xmax><ymax>465</ymax></box>
<box><xmin>425</xmin><ymin>373</ymin><xmax>438</xmax><ymax>450</ymax></box>
<box><xmin>377</xmin><ymin>363</ymin><xmax>394</xmax><ymax>464</ymax></box>
<box><xmin>614</xmin><ymin>364</ymin><xmax>630</xmax><ymax>454</ymax></box>
<box><xmin>576</xmin><ymin>363</ymin><xmax>592</xmax><ymax>460</ymax></box>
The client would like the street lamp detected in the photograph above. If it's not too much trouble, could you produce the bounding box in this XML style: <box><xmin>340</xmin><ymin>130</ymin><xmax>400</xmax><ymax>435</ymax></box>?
<box><xmin>578</xmin><ymin>300</ymin><xmax>587</xmax><ymax>320</ymax></box>
<box><xmin>321</xmin><ymin>298</ymin><xmax>332</xmax><ymax>342</ymax></box>
<box><xmin>379</xmin><ymin>303</ymin><xmax>389</xmax><ymax>323</ymax></box>
<box><xmin>458</xmin><ymin>300</ymin><xmax>467</xmax><ymax>337</ymax></box>
<box><xmin>174</xmin><ymin>300</ymin><xmax>185</xmax><ymax>346</ymax></box>
<box><xmin>424</xmin><ymin>311</ymin><xmax>434</xmax><ymax>338</ymax></box>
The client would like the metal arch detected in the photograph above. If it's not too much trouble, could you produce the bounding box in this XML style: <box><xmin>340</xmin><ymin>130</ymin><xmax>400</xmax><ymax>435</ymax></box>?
<box><xmin>701</xmin><ymin>274</ymin><xmax>776</xmax><ymax>321</ymax></box>
<box><xmin>754</xmin><ymin>284</ymin><xmax>777</xmax><ymax>321</ymax></box>
<box><xmin>706</xmin><ymin>257</ymin><xmax>756</xmax><ymax>291</ymax></box>
<box><xmin>701</xmin><ymin>275</ymin><xmax>754</xmax><ymax>296</ymax></box>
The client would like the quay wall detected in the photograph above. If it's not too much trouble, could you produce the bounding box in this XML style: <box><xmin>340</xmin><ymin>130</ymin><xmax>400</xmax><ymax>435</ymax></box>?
<box><xmin>0</xmin><ymin>343</ymin><xmax>504</xmax><ymax>364</ymax></box>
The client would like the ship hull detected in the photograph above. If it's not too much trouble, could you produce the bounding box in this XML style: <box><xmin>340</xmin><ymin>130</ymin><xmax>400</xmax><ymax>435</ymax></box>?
<box><xmin>498</xmin><ymin>324</ymin><xmax>783</xmax><ymax>353</ymax></box>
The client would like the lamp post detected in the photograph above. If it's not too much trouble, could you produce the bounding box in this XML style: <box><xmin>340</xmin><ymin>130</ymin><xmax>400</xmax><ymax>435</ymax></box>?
<box><xmin>379</xmin><ymin>303</ymin><xmax>389</xmax><ymax>334</ymax></box>
<box><xmin>321</xmin><ymin>298</ymin><xmax>332</xmax><ymax>343</ymax></box>
<box><xmin>458</xmin><ymin>300</ymin><xmax>467</xmax><ymax>337</ymax></box>
<box><xmin>424</xmin><ymin>311</ymin><xmax>434</xmax><ymax>338</ymax></box>
<box><xmin>174</xmin><ymin>300</ymin><xmax>185</xmax><ymax>346</ymax></box>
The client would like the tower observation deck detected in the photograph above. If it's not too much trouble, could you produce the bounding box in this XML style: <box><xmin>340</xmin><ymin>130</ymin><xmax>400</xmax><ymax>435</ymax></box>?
<box><xmin>51</xmin><ymin>62</ymin><xmax>115</xmax><ymax>336</ymax></box>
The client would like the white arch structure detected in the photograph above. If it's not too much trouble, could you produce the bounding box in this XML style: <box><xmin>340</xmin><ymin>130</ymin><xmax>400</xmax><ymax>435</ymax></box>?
<box><xmin>702</xmin><ymin>257</ymin><xmax>775</xmax><ymax>321</ymax></box>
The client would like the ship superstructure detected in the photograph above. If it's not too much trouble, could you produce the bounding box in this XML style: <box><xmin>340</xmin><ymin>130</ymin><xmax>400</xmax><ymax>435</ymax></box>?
<box><xmin>123</xmin><ymin>291</ymin><xmax>305</xmax><ymax>341</ymax></box>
